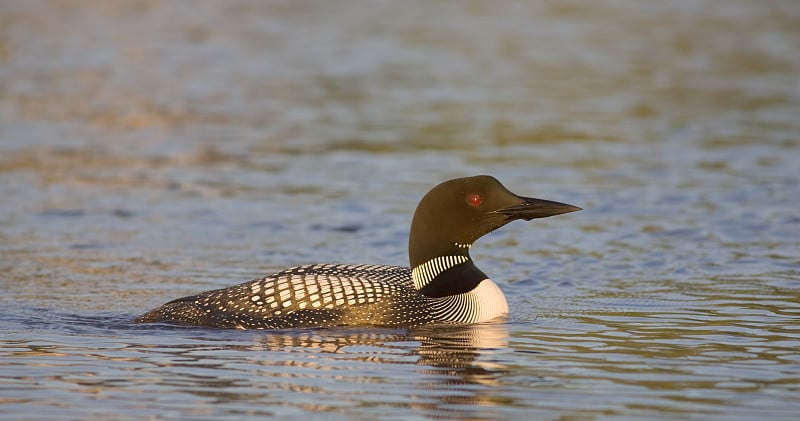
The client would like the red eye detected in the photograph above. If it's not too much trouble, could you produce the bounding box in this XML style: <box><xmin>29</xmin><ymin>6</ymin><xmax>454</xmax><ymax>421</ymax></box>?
<box><xmin>468</xmin><ymin>193</ymin><xmax>483</xmax><ymax>207</ymax></box>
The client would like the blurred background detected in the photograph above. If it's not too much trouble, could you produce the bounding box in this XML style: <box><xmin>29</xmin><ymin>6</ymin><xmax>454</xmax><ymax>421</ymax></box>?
<box><xmin>1</xmin><ymin>1</ymin><xmax>798</xmax><ymax>419</ymax></box>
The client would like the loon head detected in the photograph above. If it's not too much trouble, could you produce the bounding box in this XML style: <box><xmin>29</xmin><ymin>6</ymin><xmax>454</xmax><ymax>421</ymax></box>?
<box><xmin>408</xmin><ymin>175</ymin><xmax>581</xmax><ymax>271</ymax></box>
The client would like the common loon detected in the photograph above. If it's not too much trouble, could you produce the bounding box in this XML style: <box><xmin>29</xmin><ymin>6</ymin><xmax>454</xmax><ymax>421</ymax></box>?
<box><xmin>136</xmin><ymin>175</ymin><xmax>581</xmax><ymax>329</ymax></box>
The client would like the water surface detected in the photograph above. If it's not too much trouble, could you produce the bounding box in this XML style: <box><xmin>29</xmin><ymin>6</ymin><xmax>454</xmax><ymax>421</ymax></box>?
<box><xmin>1</xmin><ymin>1</ymin><xmax>798</xmax><ymax>419</ymax></box>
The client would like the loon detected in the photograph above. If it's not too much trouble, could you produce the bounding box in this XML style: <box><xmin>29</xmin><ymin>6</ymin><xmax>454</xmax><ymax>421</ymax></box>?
<box><xmin>136</xmin><ymin>175</ymin><xmax>581</xmax><ymax>329</ymax></box>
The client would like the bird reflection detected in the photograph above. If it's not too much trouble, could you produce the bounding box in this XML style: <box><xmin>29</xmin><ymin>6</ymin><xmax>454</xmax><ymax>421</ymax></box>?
<box><xmin>249</xmin><ymin>321</ymin><xmax>510</xmax><ymax>387</ymax></box>
<box><xmin>135</xmin><ymin>321</ymin><xmax>513</xmax><ymax>412</ymax></box>
<box><xmin>411</xmin><ymin>322</ymin><xmax>509</xmax><ymax>385</ymax></box>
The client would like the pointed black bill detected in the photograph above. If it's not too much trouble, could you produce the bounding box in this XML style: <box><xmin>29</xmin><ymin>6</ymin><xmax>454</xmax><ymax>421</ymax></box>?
<box><xmin>496</xmin><ymin>196</ymin><xmax>582</xmax><ymax>221</ymax></box>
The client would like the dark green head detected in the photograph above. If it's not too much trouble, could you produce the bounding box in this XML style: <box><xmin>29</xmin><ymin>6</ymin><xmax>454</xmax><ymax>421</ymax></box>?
<box><xmin>408</xmin><ymin>175</ymin><xmax>581</xmax><ymax>268</ymax></box>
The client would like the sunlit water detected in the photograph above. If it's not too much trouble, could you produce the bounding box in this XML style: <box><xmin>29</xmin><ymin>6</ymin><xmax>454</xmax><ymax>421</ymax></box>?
<box><xmin>1</xmin><ymin>1</ymin><xmax>798</xmax><ymax>419</ymax></box>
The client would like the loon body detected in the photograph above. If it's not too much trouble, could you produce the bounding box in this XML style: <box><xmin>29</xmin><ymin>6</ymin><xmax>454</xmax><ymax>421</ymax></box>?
<box><xmin>136</xmin><ymin>175</ymin><xmax>581</xmax><ymax>329</ymax></box>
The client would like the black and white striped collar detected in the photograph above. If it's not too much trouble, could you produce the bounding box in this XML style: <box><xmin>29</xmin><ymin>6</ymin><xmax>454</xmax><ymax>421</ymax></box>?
<box><xmin>411</xmin><ymin>254</ymin><xmax>470</xmax><ymax>290</ymax></box>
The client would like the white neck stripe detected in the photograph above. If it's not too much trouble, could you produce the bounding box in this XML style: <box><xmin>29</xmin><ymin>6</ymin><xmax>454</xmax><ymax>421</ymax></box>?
<box><xmin>411</xmin><ymin>255</ymin><xmax>469</xmax><ymax>290</ymax></box>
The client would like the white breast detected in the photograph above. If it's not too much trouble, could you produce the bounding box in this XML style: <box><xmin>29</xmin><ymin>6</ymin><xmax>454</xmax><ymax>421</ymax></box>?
<box><xmin>468</xmin><ymin>279</ymin><xmax>509</xmax><ymax>323</ymax></box>
<box><xmin>429</xmin><ymin>278</ymin><xmax>509</xmax><ymax>324</ymax></box>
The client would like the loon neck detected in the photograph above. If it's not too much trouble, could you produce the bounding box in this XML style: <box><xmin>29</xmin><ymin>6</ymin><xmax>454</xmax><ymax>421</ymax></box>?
<box><xmin>411</xmin><ymin>247</ymin><xmax>488</xmax><ymax>298</ymax></box>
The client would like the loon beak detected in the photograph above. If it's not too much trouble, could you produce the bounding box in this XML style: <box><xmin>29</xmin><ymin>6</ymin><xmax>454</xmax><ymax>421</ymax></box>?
<box><xmin>496</xmin><ymin>196</ymin><xmax>582</xmax><ymax>221</ymax></box>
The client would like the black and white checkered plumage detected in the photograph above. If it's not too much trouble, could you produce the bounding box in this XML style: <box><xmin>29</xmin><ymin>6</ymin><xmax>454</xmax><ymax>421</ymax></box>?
<box><xmin>136</xmin><ymin>263</ymin><xmax>500</xmax><ymax>328</ymax></box>
<box><xmin>136</xmin><ymin>176</ymin><xmax>580</xmax><ymax>329</ymax></box>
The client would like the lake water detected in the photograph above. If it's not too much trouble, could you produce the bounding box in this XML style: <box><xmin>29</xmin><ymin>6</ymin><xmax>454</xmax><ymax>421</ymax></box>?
<box><xmin>1</xmin><ymin>1</ymin><xmax>798</xmax><ymax>419</ymax></box>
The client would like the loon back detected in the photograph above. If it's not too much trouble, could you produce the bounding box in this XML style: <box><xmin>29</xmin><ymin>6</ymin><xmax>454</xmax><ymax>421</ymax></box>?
<box><xmin>136</xmin><ymin>175</ymin><xmax>581</xmax><ymax>329</ymax></box>
<box><xmin>135</xmin><ymin>263</ymin><xmax>508</xmax><ymax>328</ymax></box>
<box><xmin>135</xmin><ymin>264</ymin><xmax>428</xmax><ymax>328</ymax></box>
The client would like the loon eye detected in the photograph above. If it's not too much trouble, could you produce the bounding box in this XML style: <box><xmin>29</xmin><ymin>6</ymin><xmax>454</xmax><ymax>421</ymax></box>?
<box><xmin>468</xmin><ymin>193</ymin><xmax>483</xmax><ymax>207</ymax></box>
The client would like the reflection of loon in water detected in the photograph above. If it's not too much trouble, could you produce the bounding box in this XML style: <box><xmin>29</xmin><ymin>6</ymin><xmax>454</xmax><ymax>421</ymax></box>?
<box><xmin>251</xmin><ymin>323</ymin><xmax>511</xmax><ymax>387</ymax></box>
<box><xmin>136</xmin><ymin>176</ymin><xmax>580</xmax><ymax>329</ymax></box>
